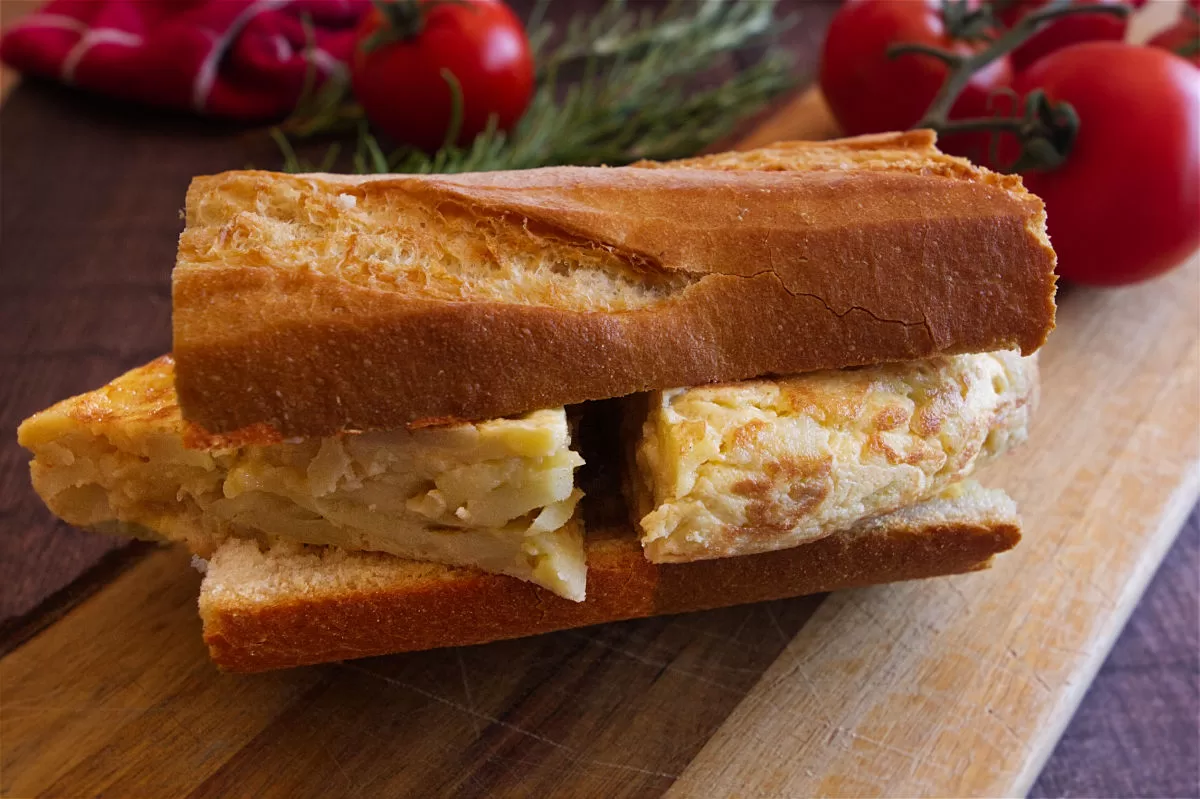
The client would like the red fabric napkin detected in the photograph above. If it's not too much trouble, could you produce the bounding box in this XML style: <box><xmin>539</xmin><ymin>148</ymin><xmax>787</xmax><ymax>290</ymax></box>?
<box><xmin>0</xmin><ymin>0</ymin><xmax>370</xmax><ymax>119</ymax></box>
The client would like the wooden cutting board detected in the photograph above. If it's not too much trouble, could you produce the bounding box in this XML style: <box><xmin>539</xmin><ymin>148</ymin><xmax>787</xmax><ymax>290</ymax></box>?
<box><xmin>3</xmin><ymin>16</ymin><xmax>1198</xmax><ymax>798</ymax></box>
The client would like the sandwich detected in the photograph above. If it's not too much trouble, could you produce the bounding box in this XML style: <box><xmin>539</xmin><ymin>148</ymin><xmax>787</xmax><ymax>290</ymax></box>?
<box><xmin>19</xmin><ymin>131</ymin><xmax>1055</xmax><ymax>672</ymax></box>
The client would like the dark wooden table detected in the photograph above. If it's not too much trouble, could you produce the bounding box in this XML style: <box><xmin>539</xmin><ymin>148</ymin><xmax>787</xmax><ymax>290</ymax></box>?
<box><xmin>1</xmin><ymin>2</ymin><xmax>1196</xmax><ymax>796</ymax></box>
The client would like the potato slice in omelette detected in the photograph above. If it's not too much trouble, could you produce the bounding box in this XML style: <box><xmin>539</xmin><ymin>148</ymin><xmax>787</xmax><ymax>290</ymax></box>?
<box><xmin>632</xmin><ymin>351</ymin><xmax>1036</xmax><ymax>563</ymax></box>
<box><xmin>18</xmin><ymin>357</ymin><xmax>587</xmax><ymax>600</ymax></box>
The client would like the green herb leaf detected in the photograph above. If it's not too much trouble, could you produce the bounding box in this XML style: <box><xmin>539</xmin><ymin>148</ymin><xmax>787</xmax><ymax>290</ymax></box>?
<box><xmin>273</xmin><ymin>0</ymin><xmax>795</xmax><ymax>175</ymax></box>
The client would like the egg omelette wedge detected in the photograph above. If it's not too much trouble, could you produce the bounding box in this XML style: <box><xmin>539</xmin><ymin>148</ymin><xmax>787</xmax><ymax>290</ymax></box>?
<box><xmin>17</xmin><ymin>356</ymin><xmax>588</xmax><ymax>601</ymax></box>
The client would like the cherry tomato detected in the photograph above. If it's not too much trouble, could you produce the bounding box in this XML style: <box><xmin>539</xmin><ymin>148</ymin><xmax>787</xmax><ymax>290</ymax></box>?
<box><xmin>998</xmin><ymin>0</ymin><xmax>1130</xmax><ymax>72</ymax></box>
<box><xmin>351</xmin><ymin>0</ymin><xmax>534</xmax><ymax>152</ymax></box>
<box><xmin>1014</xmin><ymin>43</ymin><xmax>1200</xmax><ymax>285</ymax></box>
<box><xmin>1148</xmin><ymin>7</ymin><xmax>1200</xmax><ymax>66</ymax></box>
<box><xmin>819</xmin><ymin>0</ymin><xmax>1012</xmax><ymax>165</ymax></box>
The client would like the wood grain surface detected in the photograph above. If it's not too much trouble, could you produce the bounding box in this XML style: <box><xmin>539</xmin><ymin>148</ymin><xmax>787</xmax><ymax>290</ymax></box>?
<box><xmin>1032</xmin><ymin>508</ymin><xmax>1200</xmax><ymax>799</ymax></box>
<box><xmin>663</xmin><ymin>255</ymin><xmax>1200</xmax><ymax>798</ymax></box>
<box><xmin>2</xmin><ymin>1</ymin><xmax>1198</xmax><ymax>796</ymax></box>
<box><xmin>0</xmin><ymin>81</ymin><xmax>255</xmax><ymax>625</ymax></box>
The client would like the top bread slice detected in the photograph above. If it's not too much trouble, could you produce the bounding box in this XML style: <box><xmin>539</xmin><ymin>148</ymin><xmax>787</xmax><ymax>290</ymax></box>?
<box><xmin>173</xmin><ymin>131</ymin><xmax>1057</xmax><ymax>437</ymax></box>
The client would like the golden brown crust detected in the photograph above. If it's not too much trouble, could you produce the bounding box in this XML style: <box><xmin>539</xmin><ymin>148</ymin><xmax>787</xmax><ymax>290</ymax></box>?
<box><xmin>173</xmin><ymin>132</ymin><xmax>1057</xmax><ymax>437</ymax></box>
<box><xmin>201</xmin><ymin>508</ymin><xmax>1020</xmax><ymax>672</ymax></box>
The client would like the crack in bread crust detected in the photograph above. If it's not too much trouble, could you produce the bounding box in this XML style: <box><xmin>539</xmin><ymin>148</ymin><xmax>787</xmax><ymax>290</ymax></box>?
<box><xmin>185</xmin><ymin>174</ymin><xmax>702</xmax><ymax>314</ymax></box>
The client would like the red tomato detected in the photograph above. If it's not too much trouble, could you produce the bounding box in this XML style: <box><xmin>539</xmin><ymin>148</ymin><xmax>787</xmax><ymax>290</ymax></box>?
<box><xmin>351</xmin><ymin>0</ymin><xmax>534</xmax><ymax>151</ymax></box>
<box><xmin>1148</xmin><ymin>9</ymin><xmax>1200</xmax><ymax>66</ymax></box>
<box><xmin>999</xmin><ymin>0</ymin><xmax>1130</xmax><ymax>72</ymax></box>
<box><xmin>819</xmin><ymin>0</ymin><xmax>1012</xmax><ymax>164</ymax></box>
<box><xmin>1014</xmin><ymin>43</ymin><xmax>1200</xmax><ymax>285</ymax></box>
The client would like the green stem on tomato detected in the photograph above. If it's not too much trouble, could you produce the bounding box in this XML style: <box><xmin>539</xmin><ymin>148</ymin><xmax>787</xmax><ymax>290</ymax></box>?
<box><xmin>907</xmin><ymin>0</ymin><xmax>1127</xmax><ymax>129</ymax></box>
<box><xmin>886</xmin><ymin>0</ymin><xmax>1129</xmax><ymax>171</ymax></box>
<box><xmin>1174</xmin><ymin>3</ymin><xmax>1200</xmax><ymax>58</ymax></box>
<box><xmin>887</xmin><ymin>42</ymin><xmax>966</xmax><ymax>67</ymax></box>
<box><xmin>940</xmin><ymin>0</ymin><xmax>998</xmax><ymax>42</ymax></box>
<box><xmin>362</xmin><ymin>0</ymin><xmax>475</xmax><ymax>53</ymax></box>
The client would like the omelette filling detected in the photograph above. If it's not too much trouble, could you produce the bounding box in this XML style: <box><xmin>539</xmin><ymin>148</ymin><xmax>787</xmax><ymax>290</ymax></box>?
<box><xmin>634</xmin><ymin>351</ymin><xmax>1036</xmax><ymax>563</ymax></box>
<box><xmin>18</xmin><ymin>358</ymin><xmax>588</xmax><ymax>600</ymax></box>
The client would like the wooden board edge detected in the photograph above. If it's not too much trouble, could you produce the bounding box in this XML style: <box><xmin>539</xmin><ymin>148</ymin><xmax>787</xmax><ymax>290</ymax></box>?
<box><xmin>1012</xmin><ymin>443</ymin><xmax>1200</xmax><ymax>794</ymax></box>
<box><xmin>664</xmin><ymin>263</ymin><xmax>1200</xmax><ymax>798</ymax></box>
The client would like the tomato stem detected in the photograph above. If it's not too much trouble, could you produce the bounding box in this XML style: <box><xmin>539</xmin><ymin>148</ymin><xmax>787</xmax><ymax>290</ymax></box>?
<box><xmin>361</xmin><ymin>0</ymin><xmax>475</xmax><ymax>53</ymax></box>
<box><xmin>888</xmin><ymin>0</ymin><xmax>1129</xmax><ymax>172</ymax></box>
<box><xmin>1175</xmin><ymin>6</ymin><xmax>1200</xmax><ymax>58</ymax></box>
<box><xmin>925</xmin><ymin>89</ymin><xmax>1077</xmax><ymax>170</ymax></box>
<box><xmin>887</xmin><ymin>43</ymin><xmax>965</xmax><ymax>67</ymax></box>
<box><xmin>940</xmin><ymin>0</ymin><xmax>998</xmax><ymax>42</ymax></box>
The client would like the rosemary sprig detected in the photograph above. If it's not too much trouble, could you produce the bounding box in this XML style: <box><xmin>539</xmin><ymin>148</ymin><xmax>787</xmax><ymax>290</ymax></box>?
<box><xmin>534</xmin><ymin>0</ymin><xmax>780</xmax><ymax>74</ymax></box>
<box><xmin>274</xmin><ymin>0</ymin><xmax>795</xmax><ymax>175</ymax></box>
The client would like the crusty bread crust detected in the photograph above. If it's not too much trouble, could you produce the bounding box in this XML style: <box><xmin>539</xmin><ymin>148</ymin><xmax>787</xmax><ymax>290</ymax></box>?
<box><xmin>201</xmin><ymin>488</ymin><xmax>1021</xmax><ymax>672</ymax></box>
<box><xmin>173</xmin><ymin>131</ymin><xmax>1057</xmax><ymax>437</ymax></box>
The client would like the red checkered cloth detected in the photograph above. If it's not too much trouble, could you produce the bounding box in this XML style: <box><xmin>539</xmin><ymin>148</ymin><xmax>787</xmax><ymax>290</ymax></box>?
<box><xmin>0</xmin><ymin>0</ymin><xmax>370</xmax><ymax>119</ymax></box>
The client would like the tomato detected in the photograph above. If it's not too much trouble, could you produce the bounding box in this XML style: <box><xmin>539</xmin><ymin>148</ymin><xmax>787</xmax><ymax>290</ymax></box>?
<box><xmin>1013</xmin><ymin>43</ymin><xmax>1200</xmax><ymax>285</ymax></box>
<box><xmin>1148</xmin><ymin>7</ymin><xmax>1200</xmax><ymax>66</ymax></box>
<box><xmin>998</xmin><ymin>0</ymin><xmax>1130</xmax><ymax>72</ymax></box>
<box><xmin>819</xmin><ymin>0</ymin><xmax>1012</xmax><ymax>164</ymax></box>
<box><xmin>351</xmin><ymin>0</ymin><xmax>533</xmax><ymax>151</ymax></box>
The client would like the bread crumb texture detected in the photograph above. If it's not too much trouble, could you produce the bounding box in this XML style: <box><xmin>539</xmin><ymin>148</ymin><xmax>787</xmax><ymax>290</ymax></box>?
<box><xmin>636</xmin><ymin>350</ymin><xmax>1036</xmax><ymax>562</ymax></box>
<box><xmin>179</xmin><ymin>131</ymin><xmax>1051</xmax><ymax>320</ymax></box>
<box><xmin>182</xmin><ymin>172</ymin><xmax>695</xmax><ymax>313</ymax></box>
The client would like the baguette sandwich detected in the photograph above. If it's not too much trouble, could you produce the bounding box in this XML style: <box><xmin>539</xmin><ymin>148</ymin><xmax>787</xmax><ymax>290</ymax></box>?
<box><xmin>20</xmin><ymin>132</ymin><xmax>1055</xmax><ymax>671</ymax></box>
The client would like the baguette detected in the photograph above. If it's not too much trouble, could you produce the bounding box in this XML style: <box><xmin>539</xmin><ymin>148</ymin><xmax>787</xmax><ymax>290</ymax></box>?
<box><xmin>173</xmin><ymin>131</ymin><xmax>1056</xmax><ymax>437</ymax></box>
<box><xmin>200</xmin><ymin>480</ymin><xmax>1020</xmax><ymax>672</ymax></box>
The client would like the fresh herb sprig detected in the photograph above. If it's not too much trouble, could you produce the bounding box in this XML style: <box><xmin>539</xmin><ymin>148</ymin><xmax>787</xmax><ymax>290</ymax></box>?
<box><xmin>275</xmin><ymin>0</ymin><xmax>796</xmax><ymax>174</ymax></box>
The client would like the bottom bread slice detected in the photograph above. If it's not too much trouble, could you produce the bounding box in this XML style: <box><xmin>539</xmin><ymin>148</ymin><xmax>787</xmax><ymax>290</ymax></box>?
<box><xmin>200</xmin><ymin>480</ymin><xmax>1020</xmax><ymax>672</ymax></box>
